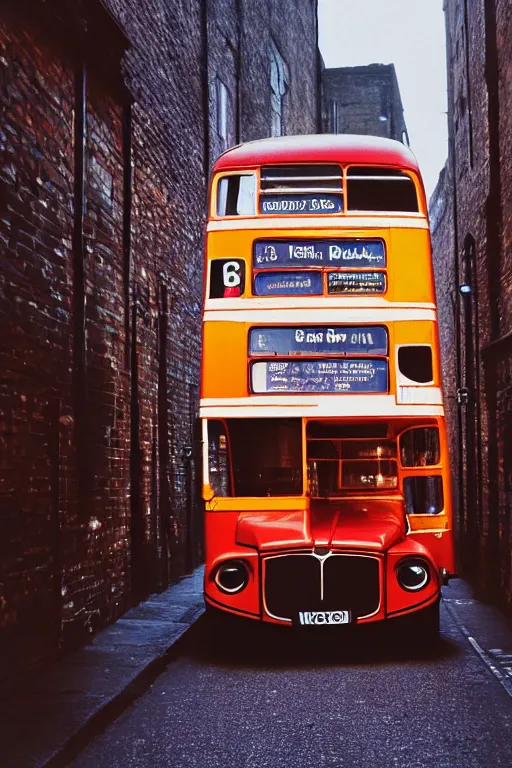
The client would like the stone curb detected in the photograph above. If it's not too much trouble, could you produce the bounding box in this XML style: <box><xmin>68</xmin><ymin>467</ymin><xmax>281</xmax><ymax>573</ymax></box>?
<box><xmin>43</xmin><ymin>608</ymin><xmax>204</xmax><ymax>768</ymax></box>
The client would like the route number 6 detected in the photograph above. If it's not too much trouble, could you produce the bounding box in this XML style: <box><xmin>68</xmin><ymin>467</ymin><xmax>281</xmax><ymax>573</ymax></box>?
<box><xmin>223</xmin><ymin>261</ymin><xmax>241</xmax><ymax>288</ymax></box>
<box><xmin>209</xmin><ymin>258</ymin><xmax>245</xmax><ymax>298</ymax></box>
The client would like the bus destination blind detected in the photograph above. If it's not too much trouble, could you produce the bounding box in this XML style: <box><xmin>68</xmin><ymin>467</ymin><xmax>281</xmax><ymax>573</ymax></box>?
<box><xmin>260</xmin><ymin>195</ymin><xmax>343</xmax><ymax>215</ymax></box>
<box><xmin>328</xmin><ymin>271</ymin><xmax>386</xmax><ymax>294</ymax></box>
<box><xmin>253</xmin><ymin>271</ymin><xmax>323</xmax><ymax>296</ymax></box>
<box><xmin>251</xmin><ymin>360</ymin><xmax>389</xmax><ymax>394</ymax></box>
<box><xmin>253</xmin><ymin>239</ymin><xmax>386</xmax><ymax>269</ymax></box>
<box><xmin>249</xmin><ymin>327</ymin><xmax>388</xmax><ymax>356</ymax></box>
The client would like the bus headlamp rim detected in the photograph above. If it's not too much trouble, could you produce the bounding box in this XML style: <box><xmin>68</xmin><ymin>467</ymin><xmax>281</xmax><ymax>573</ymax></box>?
<box><xmin>213</xmin><ymin>559</ymin><xmax>250</xmax><ymax>595</ymax></box>
<box><xmin>396</xmin><ymin>558</ymin><xmax>431</xmax><ymax>592</ymax></box>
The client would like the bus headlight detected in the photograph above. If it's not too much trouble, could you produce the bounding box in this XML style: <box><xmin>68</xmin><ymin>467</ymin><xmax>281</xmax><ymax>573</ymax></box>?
<box><xmin>214</xmin><ymin>560</ymin><xmax>249</xmax><ymax>594</ymax></box>
<box><xmin>396</xmin><ymin>559</ymin><xmax>430</xmax><ymax>592</ymax></box>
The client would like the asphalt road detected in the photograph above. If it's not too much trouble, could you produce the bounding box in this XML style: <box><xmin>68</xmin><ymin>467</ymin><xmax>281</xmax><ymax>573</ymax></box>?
<box><xmin>70</xmin><ymin>600</ymin><xmax>512</xmax><ymax>768</ymax></box>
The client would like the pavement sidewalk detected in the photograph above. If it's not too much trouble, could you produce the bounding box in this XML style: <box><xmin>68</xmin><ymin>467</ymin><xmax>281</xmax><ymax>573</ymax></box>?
<box><xmin>442</xmin><ymin>577</ymin><xmax>512</xmax><ymax>698</ymax></box>
<box><xmin>0</xmin><ymin>566</ymin><xmax>205</xmax><ymax>768</ymax></box>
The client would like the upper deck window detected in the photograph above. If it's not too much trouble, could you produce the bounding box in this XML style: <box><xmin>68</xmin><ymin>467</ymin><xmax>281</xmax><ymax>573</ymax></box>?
<box><xmin>214</xmin><ymin>164</ymin><xmax>421</xmax><ymax>217</ymax></box>
<box><xmin>260</xmin><ymin>165</ymin><xmax>342</xmax><ymax>193</ymax></box>
<box><xmin>260</xmin><ymin>165</ymin><xmax>343</xmax><ymax>215</ymax></box>
<box><xmin>217</xmin><ymin>174</ymin><xmax>256</xmax><ymax>216</ymax></box>
<box><xmin>346</xmin><ymin>167</ymin><xmax>419</xmax><ymax>212</ymax></box>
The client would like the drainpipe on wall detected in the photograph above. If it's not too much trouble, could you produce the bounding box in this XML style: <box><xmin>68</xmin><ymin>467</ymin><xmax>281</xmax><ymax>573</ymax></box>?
<box><xmin>201</xmin><ymin>0</ymin><xmax>210</xmax><ymax>180</ymax></box>
<box><xmin>158</xmin><ymin>278</ymin><xmax>171</xmax><ymax>588</ymax></box>
<box><xmin>483</xmin><ymin>0</ymin><xmax>502</xmax><ymax>598</ymax></box>
<box><xmin>72</xmin><ymin>54</ymin><xmax>88</xmax><ymax>516</ymax></box>
<box><xmin>444</xmin><ymin>1</ymin><xmax>462</xmax><ymax>526</ymax></box>
<box><xmin>235</xmin><ymin>0</ymin><xmax>243</xmax><ymax>143</ymax></box>
<box><xmin>122</xmin><ymin>104</ymin><xmax>133</xmax><ymax>369</ymax></box>
<box><xmin>484</xmin><ymin>0</ymin><xmax>502</xmax><ymax>341</ymax></box>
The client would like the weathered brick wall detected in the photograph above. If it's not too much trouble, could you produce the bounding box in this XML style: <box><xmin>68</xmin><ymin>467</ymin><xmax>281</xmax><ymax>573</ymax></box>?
<box><xmin>106</xmin><ymin>0</ymin><xmax>206</xmax><ymax>586</ymax></box>
<box><xmin>0</xmin><ymin>0</ymin><xmax>206</xmax><ymax>680</ymax></box>
<box><xmin>207</xmin><ymin>0</ymin><xmax>239</xmax><ymax>163</ymax></box>
<box><xmin>429</xmin><ymin>164</ymin><xmax>459</xmax><ymax>531</ymax></box>
<box><xmin>321</xmin><ymin>65</ymin><xmax>408</xmax><ymax>143</ymax></box>
<box><xmin>431</xmin><ymin>0</ymin><xmax>490</xmax><ymax>583</ymax></box>
<box><xmin>494</xmin><ymin>0</ymin><xmax>512</xmax><ymax>608</ymax></box>
<box><xmin>497</xmin><ymin>0</ymin><xmax>512</xmax><ymax>325</ymax></box>
<box><xmin>433</xmin><ymin>0</ymin><xmax>512</xmax><ymax>610</ymax></box>
<box><xmin>64</xmin><ymin>80</ymin><xmax>131</xmax><ymax>636</ymax></box>
<box><xmin>263</xmin><ymin>0</ymin><xmax>319</xmax><ymax>138</ymax></box>
<box><xmin>431</xmin><ymin>1</ymin><xmax>490</xmax><ymax>571</ymax></box>
<box><xmin>0</xmin><ymin>10</ymin><xmax>77</xmax><ymax>678</ymax></box>
<box><xmin>0</xmin><ymin>0</ymin><xmax>320</xmax><ymax>679</ymax></box>
<box><xmin>208</xmin><ymin>0</ymin><xmax>318</xmax><ymax>160</ymax></box>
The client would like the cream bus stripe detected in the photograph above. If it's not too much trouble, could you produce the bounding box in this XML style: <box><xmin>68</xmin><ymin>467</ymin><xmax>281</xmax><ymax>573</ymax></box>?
<box><xmin>203</xmin><ymin>308</ymin><xmax>437</xmax><ymax>324</ymax></box>
<box><xmin>204</xmin><ymin>297</ymin><xmax>436</xmax><ymax>312</ymax></box>
<box><xmin>207</xmin><ymin>216</ymin><xmax>429</xmax><ymax>232</ymax></box>
<box><xmin>200</xmin><ymin>399</ymin><xmax>444</xmax><ymax>419</ymax></box>
<box><xmin>200</xmin><ymin>393</ymin><xmax>442</xmax><ymax>407</ymax></box>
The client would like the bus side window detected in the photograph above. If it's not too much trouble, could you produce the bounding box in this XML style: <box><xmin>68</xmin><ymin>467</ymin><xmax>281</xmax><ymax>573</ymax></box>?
<box><xmin>207</xmin><ymin>421</ymin><xmax>231</xmax><ymax>497</ymax></box>
<box><xmin>397</xmin><ymin>346</ymin><xmax>433</xmax><ymax>385</ymax></box>
<box><xmin>217</xmin><ymin>174</ymin><xmax>256</xmax><ymax>216</ymax></box>
<box><xmin>404</xmin><ymin>476</ymin><xmax>443</xmax><ymax>515</ymax></box>
<box><xmin>400</xmin><ymin>428</ymin><xmax>440</xmax><ymax>466</ymax></box>
<box><xmin>209</xmin><ymin>259</ymin><xmax>245</xmax><ymax>298</ymax></box>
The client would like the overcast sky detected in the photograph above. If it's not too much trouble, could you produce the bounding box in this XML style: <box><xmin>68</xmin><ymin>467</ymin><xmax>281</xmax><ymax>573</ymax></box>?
<box><xmin>318</xmin><ymin>0</ymin><xmax>448</xmax><ymax>200</ymax></box>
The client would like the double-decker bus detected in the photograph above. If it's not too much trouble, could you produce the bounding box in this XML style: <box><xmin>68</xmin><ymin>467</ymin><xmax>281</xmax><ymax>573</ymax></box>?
<box><xmin>200</xmin><ymin>134</ymin><xmax>453</xmax><ymax>636</ymax></box>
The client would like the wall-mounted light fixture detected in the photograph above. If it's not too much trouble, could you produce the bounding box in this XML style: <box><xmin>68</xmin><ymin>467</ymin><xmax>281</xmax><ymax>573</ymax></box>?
<box><xmin>459</xmin><ymin>283</ymin><xmax>472</xmax><ymax>295</ymax></box>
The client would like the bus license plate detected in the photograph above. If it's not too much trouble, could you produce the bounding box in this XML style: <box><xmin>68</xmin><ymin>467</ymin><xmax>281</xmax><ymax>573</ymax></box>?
<box><xmin>298</xmin><ymin>611</ymin><xmax>350</xmax><ymax>626</ymax></box>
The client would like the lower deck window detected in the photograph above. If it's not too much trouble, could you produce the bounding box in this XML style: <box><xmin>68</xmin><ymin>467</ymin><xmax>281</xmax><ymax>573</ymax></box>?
<box><xmin>404</xmin><ymin>476</ymin><xmax>443</xmax><ymax>514</ymax></box>
<box><xmin>206</xmin><ymin>419</ymin><xmax>444</xmax><ymax>505</ymax></box>
<box><xmin>307</xmin><ymin>437</ymin><xmax>398</xmax><ymax>497</ymax></box>
<box><xmin>229</xmin><ymin>418</ymin><xmax>302</xmax><ymax>496</ymax></box>
<box><xmin>207</xmin><ymin>418</ymin><xmax>302</xmax><ymax>497</ymax></box>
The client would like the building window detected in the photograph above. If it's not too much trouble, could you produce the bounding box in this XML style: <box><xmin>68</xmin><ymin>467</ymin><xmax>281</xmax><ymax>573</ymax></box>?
<box><xmin>215</xmin><ymin>78</ymin><xmax>229</xmax><ymax>149</ymax></box>
<box><xmin>462</xmin><ymin>1</ymin><xmax>474</xmax><ymax>168</ymax></box>
<box><xmin>329</xmin><ymin>100</ymin><xmax>338</xmax><ymax>134</ymax></box>
<box><xmin>270</xmin><ymin>40</ymin><xmax>288</xmax><ymax>137</ymax></box>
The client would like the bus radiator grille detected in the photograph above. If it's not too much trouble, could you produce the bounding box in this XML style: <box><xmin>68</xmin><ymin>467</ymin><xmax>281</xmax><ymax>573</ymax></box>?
<box><xmin>264</xmin><ymin>553</ymin><xmax>380</xmax><ymax>622</ymax></box>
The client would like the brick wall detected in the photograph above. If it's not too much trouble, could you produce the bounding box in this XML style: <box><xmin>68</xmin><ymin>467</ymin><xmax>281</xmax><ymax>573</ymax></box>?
<box><xmin>0</xmin><ymin>0</ymin><xmax>320</xmax><ymax>681</ymax></box>
<box><xmin>0</xmin><ymin>0</ymin><xmax>206</xmax><ymax>681</ymax></box>
<box><xmin>105</xmin><ymin>0</ymin><xmax>206</xmax><ymax>591</ymax></box>
<box><xmin>321</xmin><ymin>64</ymin><xmax>408</xmax><ymax>143</ymax></box>
<box><xmin>207</xmin><ymin>0</ymin><xmax>239</xmax><ymax>163</ymax></box>
<box><xmin>0</xmin><ymin>7</ymin><xmax>77</xmax><ymax>677</ymax></box>
<box><xmin>494</xmin><ymin>0</ymin><xmax>512</xmax><ymax>608</ymax></box>
<box><xmin>429</xmin><ymin>164</ymin><xmax>458</xmax><ymax>534</ymax></box>
<box><xmin>430</xmin><ymin>0</ymin><xmax>512</xmax><ymax>611</ymax></box>
<box><xmin>207</xmin><ymin>0</ymin><xmax>319</xmax><ymax>167</ymax></box>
